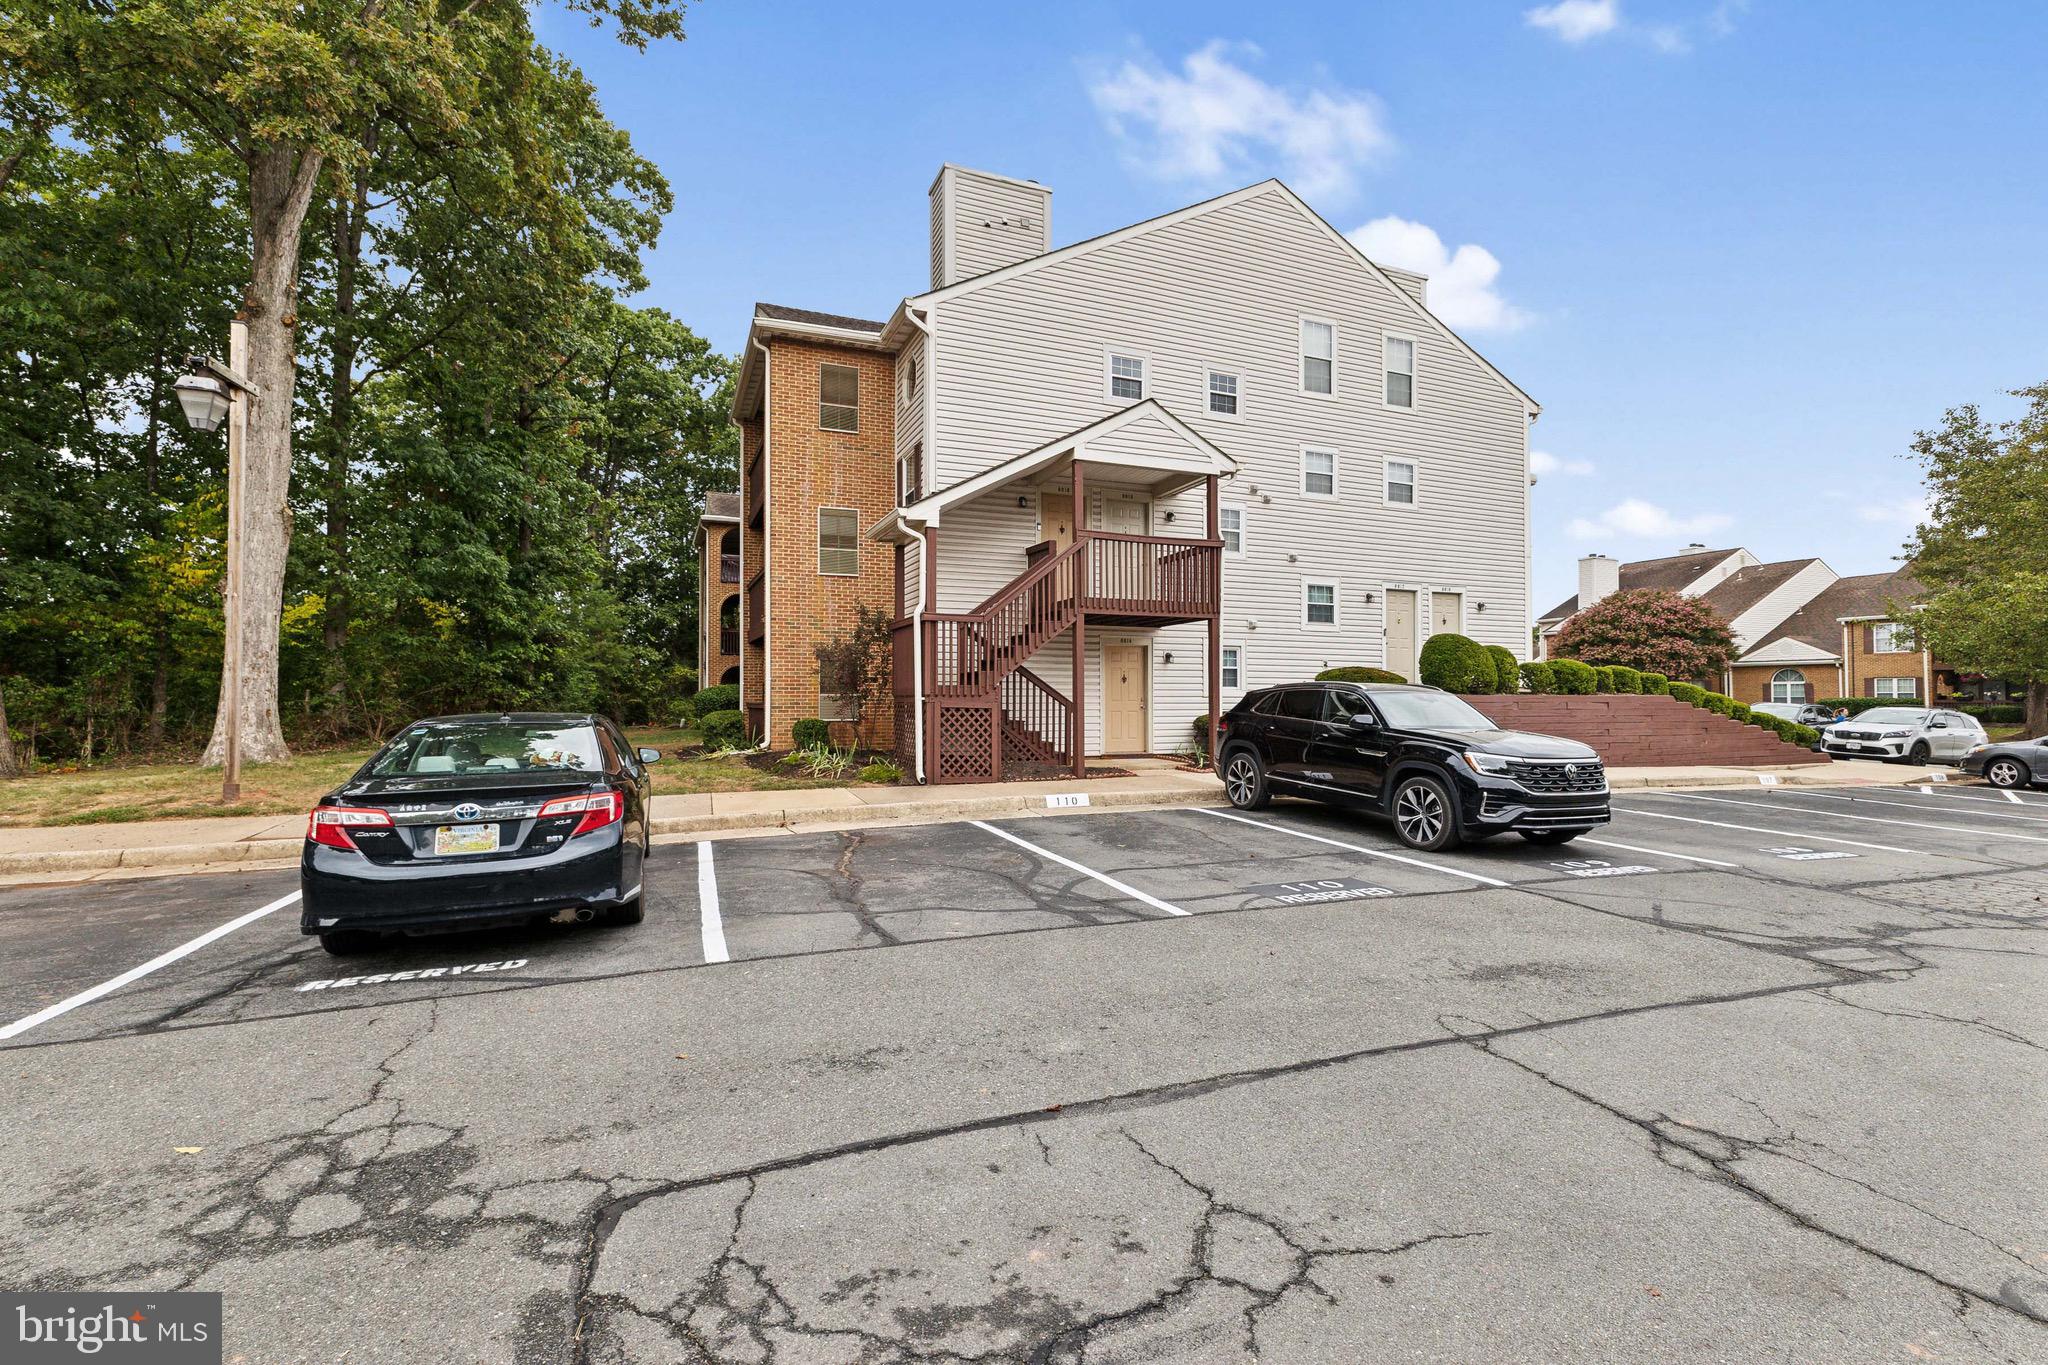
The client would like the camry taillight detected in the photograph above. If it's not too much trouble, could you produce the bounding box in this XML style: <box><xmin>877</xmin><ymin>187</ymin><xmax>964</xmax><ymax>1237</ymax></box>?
<box><xmin>536</xmin><ymin>789</ymin><xmax>623</xmax><ymax>837</ymax></box>
<box><xmin>308</xmin><ymin>805</ymin><xmax>394</xmax><ymax>849</ymax></box>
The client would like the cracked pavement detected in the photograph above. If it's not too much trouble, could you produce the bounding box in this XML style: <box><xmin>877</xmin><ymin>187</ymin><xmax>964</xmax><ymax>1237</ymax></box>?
<box><xmin>1</xmin><ymin>786</ymin><xmax>2044</xmax><ymax>1361</ymax></box>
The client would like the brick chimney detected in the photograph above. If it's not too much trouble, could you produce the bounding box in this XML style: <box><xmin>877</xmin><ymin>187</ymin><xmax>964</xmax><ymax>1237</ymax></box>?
<box><xmin>1578</xmin><ymin>554</ymin><xmax>1621</xmax><ymax>610</ymax></box>
<box><xmin>929</xmin><ymin>165</ymin><xmax>1051</xmax><ymax>289</ymax></box>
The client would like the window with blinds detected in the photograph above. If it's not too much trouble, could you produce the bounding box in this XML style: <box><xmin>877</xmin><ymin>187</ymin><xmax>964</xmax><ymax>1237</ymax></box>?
<box><xmin>818</xmin><ymin>507</ymin><xmax>859</xmax><ymax>575</ymax></box>
<box><xmin>819</xmin><ymin>363</ymin><xmax>859</xmax><ymax>432</ymax></box>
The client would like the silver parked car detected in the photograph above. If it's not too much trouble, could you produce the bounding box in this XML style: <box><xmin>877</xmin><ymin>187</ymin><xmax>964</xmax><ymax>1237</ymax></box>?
<box><xmin>1820</xmin><ymin>706</ymin><xmax>1987</xmax><ymax>764</ymax></box>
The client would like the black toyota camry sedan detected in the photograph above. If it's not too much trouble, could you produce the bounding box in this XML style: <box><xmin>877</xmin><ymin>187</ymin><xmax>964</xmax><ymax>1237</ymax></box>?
<box><xmin>1217</xmin><ymin>682</ymin><xmax>1609</xmax><ymax>851</ymax></box>
<box><xmin>302</xmin><ymin>713</ymin><xmax>657</xmax><ymax>954</ymax></box>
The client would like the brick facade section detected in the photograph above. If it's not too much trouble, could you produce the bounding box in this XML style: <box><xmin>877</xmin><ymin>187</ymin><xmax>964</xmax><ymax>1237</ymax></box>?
<box><xmin>746</xmin><ymin>339</ymin><xmax>898</xmax><ymax>749</ymax></box>
<box><xmin>698</xmin><ymin>522</ymin><xmax>741</xmax><ymax>691</ymax></box>
<box><xmin>1727</xmin><ymin>662</ymin><xmax>1836</xmax><ymax>705</ymax></box>
<box><xmin>1841</xmin><ymin>621</ymin><xmax>1932</xmax><ymax>699</ymax></box>
<box><xmin>739</xmin><ymin>417</ymin><xmax>766</xmax><ymax>730</ymax></box>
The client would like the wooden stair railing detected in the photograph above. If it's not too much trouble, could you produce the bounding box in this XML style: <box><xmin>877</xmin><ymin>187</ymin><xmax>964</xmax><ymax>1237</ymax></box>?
<box><xmin>928</xmin><ymin>538</ymin><xmax>1085</xmax><ymax>698</ymax></box>
<box><xmin>999</xmin><ymin>665</ymin><xmax>1074</xmax><ymax>766</ymax></box>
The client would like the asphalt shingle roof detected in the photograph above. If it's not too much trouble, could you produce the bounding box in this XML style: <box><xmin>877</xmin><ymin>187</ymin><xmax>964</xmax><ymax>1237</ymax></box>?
<box><xmin>1699</xmin><ymin>558</ymin><xmax>1821</xmax><ymax>621</ymax></box>
<box><xmin>1746</xmin><ymin>568</ymin><xmax>1923</xmax><ymax>656</ymax></box>
<box><xmin>701</xmin><ymin>491</ymin><xmax>740</xmax><ymax>522</ymax></box>
<box><xmin>754</xmin><ymin>302</ymin><xmax>888</xmax><ymax>333</ymax></box>
<box><xmin>1537</xmin><ymin>547</ymin><xmax>1740</xmax><ymax>622</ymax></box>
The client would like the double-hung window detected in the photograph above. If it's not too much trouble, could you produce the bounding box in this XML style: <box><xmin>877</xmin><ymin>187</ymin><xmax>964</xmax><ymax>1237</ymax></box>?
<box><xmin>819</xmin><ymin>363</ymin><xmax>859</xmax><ymax>431</ymax></box>
<box><xmin>1385</xmin><ymin>458</ymin><xmax>1416</xmax><ymax>506</ymax></box>
<box><xmin>1304</xmin><ymin>582</ymin><xmax>1338</xmax><ymax>627</ymax></box>
<box><xmin>1107</xmin><ymin>351</ymin><xmax>1146</xmax><ymax>401</ymax></box>
<box><xmin>1206</xmin><ymin>368</ymin><xmax>1240</xmax><ymax>417</ymax></box>
<box><xmin>1873</xmin><ymin>677</ymin><xmax>1918</xmax><ymax>699</ymax></box>
<box><xmin>1219</xmin><ymin>506</ymin><xmax>1244</xmax><ymax>555</ymax></box>
<box><xmin>1383</xmin><ymin>335</ymin><xmax>1415</xmax><ymax>408</ymax></box>
<box><xmin>1221</xmin><ymin>646</ymin><xmax>1242</xmax><ymax>689</ymax></box>
<box><xmin>1302</xmin><ymin>449</ymin><xmax>1337</xmax><ymax>498</ymax></box>
<box><xmin>1300</xmin><ymin>319</ymin><xmax>1335</xmax><ymax>395</ymax></box>
<box><xmin>817</xmin><ymin>508</ymin><xmax>860</xmax><ymax>576</ymax></box>
<box><xmin>1870</xmin><ymin>621</ymin><xmax>1909</xmax><ymax>652</ymax></box>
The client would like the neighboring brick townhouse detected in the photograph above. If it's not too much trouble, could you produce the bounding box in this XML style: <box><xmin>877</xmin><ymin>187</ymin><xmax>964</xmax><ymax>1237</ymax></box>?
<box><xmin>710</xmin><ymin>164</ymin><xmax>1541</xmax><ymax>781</ymax></box>
<box><xmin>1539</xmin><ymin>548</ymin><xmax>2003</xmax><ymax>703</ymax></box>
<box><xmin>694</xmin><ymin>492</ymin><xmax>741</xmax><ymax>690</ymax></box>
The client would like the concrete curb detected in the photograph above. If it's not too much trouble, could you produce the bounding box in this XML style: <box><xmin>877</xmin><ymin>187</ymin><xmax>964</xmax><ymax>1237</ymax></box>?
<box><xmin>0</xmin><ymin>764</ymin><xmax>1966</xmax><ymax>877</ymax></box>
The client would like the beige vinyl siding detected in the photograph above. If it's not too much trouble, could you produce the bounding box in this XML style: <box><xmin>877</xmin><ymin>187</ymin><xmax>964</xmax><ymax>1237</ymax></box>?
<box><xmin>928</xmin><ymin>187</ymin><xmax>947</xmax><ymax>291</ymax></box>
<box><xmin>1379</xmin><ymin>265</ymin><xmax>1427</xmax><ymax>308</ymax></box>
<box><xmin>939</xmin><ymin>168</ymin><xmax>1052</xmax><ymax>286</ymax></box>
<box><xmin>928</xmin><ymin>185</ymin><xmax>1532</xmax><ymax>698</ymax></box>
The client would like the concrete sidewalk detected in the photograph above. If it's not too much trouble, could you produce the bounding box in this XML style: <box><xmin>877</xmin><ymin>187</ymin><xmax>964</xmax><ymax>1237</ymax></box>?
<box><xmin>0</xmin><ymin>756</ymin><xmax>1967</xmax><ymax>883</ymax></box>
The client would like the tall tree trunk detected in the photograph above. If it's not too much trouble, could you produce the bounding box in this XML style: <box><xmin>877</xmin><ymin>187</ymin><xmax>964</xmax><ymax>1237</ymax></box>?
<box><xmin>201</xmin><ymin>144</ymin><xmax>322</xmax><ymax>767</ymax></box>
<box><xmin>0</xmin><ymin>681</ymin><xmax>18</xmax><ymax>778</ymax></box>
<box><xmin>321</xmin><ymin>140</ymin><xmax>373</xmax><ymax>699</ymax></box>
<box><xmin>2027</xmin><ymin>680</ymin><xmax>2048</xmax><ymax>740</ymax></box>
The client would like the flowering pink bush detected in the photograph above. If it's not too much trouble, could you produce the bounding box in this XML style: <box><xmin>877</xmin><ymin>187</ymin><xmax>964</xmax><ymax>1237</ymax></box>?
<box><xmin>1552</xmin><ymin>589</ymin><xmax>1734</xmax><ymax>684</ymax></box>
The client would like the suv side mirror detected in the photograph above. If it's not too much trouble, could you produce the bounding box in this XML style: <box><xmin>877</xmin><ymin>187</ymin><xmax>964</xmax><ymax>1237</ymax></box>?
<box><xmin>638</xmin><ymin>747</ymin><xmax>662</xmax><ymax>763</ymax></box>
<box><xmin>1349</xmin><ymin>711</ymin><xmax>1378</xmax><ymax>728</ymax></box>
<box><xmin>1928</xmin><ymin>720</ymin><xmax>1947</xmax><ymax>729</ymax></box>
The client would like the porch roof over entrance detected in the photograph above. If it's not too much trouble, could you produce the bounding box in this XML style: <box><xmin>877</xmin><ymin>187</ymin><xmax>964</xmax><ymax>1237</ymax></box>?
<box><xmin>867</xmin><ymin>399</ymin><xmax>1236</xmax><ymax>542</ymax></box>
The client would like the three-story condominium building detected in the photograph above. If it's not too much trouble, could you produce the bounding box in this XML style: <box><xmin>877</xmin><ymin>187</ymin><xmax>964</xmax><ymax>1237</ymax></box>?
<box><xmin>723</xmin><ymin>165</ymin><xmax>1540</xmax><ymax>782</ymax></box>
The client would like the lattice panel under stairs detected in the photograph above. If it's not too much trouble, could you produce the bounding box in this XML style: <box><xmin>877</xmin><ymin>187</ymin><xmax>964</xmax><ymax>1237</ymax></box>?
<box><xmin>934</xmin><ymin>703</ymin><xmax>998</xmax><ymax>783</ymax></box>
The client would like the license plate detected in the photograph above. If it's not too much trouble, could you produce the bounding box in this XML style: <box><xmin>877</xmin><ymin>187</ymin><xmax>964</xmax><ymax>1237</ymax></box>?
<box><xmin>434</xmin><ymin>823</ymin><xmax>500</xmax><ymax>856</ymax></box>
<box><xmin>1844</xmin><ymin>743</ymin><xmax>1864</xmax><ymax>751</ymax></box>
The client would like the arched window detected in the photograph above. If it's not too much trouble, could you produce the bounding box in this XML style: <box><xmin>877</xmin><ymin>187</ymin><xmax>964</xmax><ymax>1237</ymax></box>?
<box><xmin>719</xmin><ymin>526</ymin><xmax>738</xmax><ymax>555</ymax></box>
<box><xmin>719</xmin><ymin>666</ymin><xmax>739</xmax><ymax>686</ymax></box>
<box><xmin>1770</xmin><ymin>668</ymin><xmax>1806</xmax><ymax>703</ymax></box>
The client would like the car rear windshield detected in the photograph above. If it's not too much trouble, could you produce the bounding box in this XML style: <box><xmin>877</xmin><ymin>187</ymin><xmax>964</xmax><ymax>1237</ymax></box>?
<box><xmin>1851</xmin><ymin>708</ymin><xmax>1928</xmax><ymax>726</ymax></box>
<box><xmin>1370</xmin><ymin>691</ymin><xmax>1492</xmax><ymax>731</ymax></box>
<box><xmin>366</xmin><ymin>721</ymin><xmax>604</xmax><ymax>777</ymax></box>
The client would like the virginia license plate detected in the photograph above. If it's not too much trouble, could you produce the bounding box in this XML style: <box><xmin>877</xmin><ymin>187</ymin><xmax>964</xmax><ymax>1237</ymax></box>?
<box><xmin>434</xmin><ymin>823</ymin><xmax>499</xmax><ymax>856</ymax></box>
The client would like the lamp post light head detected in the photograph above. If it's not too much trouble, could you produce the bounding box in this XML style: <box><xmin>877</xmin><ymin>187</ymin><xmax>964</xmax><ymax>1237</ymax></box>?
<box><xmin>174</xmin><ymin>373</ymin><xmax>232</xmax><ymax>432</ymax></box>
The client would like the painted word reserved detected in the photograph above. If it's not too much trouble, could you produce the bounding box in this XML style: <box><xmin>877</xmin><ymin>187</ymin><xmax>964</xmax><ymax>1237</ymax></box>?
<box><xmin>296</xmin><ymin>960</ymin><xmax>528</xmax><ymax>992</ymax></box>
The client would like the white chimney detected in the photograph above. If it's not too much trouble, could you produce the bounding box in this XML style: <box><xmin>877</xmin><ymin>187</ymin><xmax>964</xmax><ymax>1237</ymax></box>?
<box><xmin>1578</xmin><ymin>554</ymin><xmax>1620</xmax><ymax>610</ymax></box>
<box><xmin>929</xmin><ymin>165</ymin><xmax>1051</xmax><ymax>289</ymax></box>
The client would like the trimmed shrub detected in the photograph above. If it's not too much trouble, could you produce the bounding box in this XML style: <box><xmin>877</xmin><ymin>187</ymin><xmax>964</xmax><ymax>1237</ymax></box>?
<box><xmin>1550</xmin><ymin>659</ymin><xmax>1597</xmax><ymax>695</ymax></box>
<box><xmin>1418</xmin><ymin>633</ymin><xmax>1497</xmax><ymax>694</ymax></box>
<box><xmin>1730</xmin><ymin>700</ymin><xmax>1752</xmax><ymax>723</ymax></box>
<box><xmin>1788</xmin><ymin>722</ymin><xmax>1821</xmax><ymax>746</ymax></box>
<box><xmin>789</xmin><ymin>718</ymin><xmax>830</xmax><ymax>750</ymax></box>
<box><xmin>1609</xmin><ymin>665</ymin><xmax>1643</xmax><ymax>694</ymax></box>
<box><xmin>1592</xmin><ymin>666</ymin><xmax>1616</xmax><ymax>693</ymax></box>
<box><xmin>692</xmin><ymin>683</ymin><xmax>739</xmax><ymax>719</ymax></box>
<box><xmin>697</xmin><ymin>708</ymin><xmax>746</xmax><ymax>750</ymax></box>
<box><xmin>1485</xmin><ymin>645</ymin><xmax>1520</xmax><ymax>693</ymax></box>
<box><xmin>1667</xmin><ymin>681</ymin><xmax>1706</xmax><ymax>706</ymax></box>
<box><xmin>1315</xmin><ymin>666</ymin><xmax>1408</xmax><ymax>684</ymax></box>
<box><xmin>1518</xmin><ymin>661</ymin><xmax>1557</xmax><ymax>694</ymax></box>
<box><xmin>1956</xmin><ymin>703</ymin><xmax>2024</xmax><ymax>724</ymax></box>
<box><xmin>1639</xmin><ymin>672</ymin><xmax>1669</xmax><ymax>695</ymax></box>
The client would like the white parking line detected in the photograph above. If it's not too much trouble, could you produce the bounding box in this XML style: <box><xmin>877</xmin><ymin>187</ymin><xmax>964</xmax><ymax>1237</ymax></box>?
<box><xmin>697</xmin><ymin>841</ymin><xmax>729</xmax><ymax>963</ymax></box>
<box><xmin>1775</xmin><ymin>788</ymin><xmax>2048</xmax><ymax>825</ymax></box>
<box><xmin>1193</xmin><ymin>808</ymin><xmax>1513</xmax><ymax>888</ymax></box>
<box><xmin>1614</xmin><ymin>807</ymin><xmax>1924</xmax><ymax>856</ymax></box>
<box><xmin>970</xmin><ymin>820</ymin><xmax>1191</xmax><ymax>916</ymax></box>
<box><xmin>2005</xmin><ymin>790</ymin><xmax>2028</xmax><ymax>805</ymax></box>
<box><xmin>1576</xmin><ymin>837</ymin><xmax>1739</xmax><ymax>868</ymax></box>
<box><xmin>0</xmin><ymin>890</ymin><xmax>302</xmax><ymax>1042</ymax></box>
<box><xmin>1662</xmin><ymin>792</ymin><xmax>2048</xmax><ymax>844</ymax></box>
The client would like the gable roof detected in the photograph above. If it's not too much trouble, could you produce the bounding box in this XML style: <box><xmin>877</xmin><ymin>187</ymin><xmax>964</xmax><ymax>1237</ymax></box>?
<box><xmin>907</xmin><ymin>179</ymin><xmax>1537</xmax><ymax>414</ymax></box>
<box><xmin>1700</xmin><ymin>558</ymin><xmax>1822</xmax><ymax>622</ymax></box>
<box><xmin>754</xmin><ymin>302</ymin><xmax>887</xmax><ymax>333</ymax></box>
<box><xmin>1740</xmin><ymin>569</ymin><xmax>1924</xmax><ymax>661</ymax></box>
<box><xmin>700</xmin><ymin>491</ymin><xmax>740</xmax><ymax>523</ymax></box>
<box><xmin>1537</xmin><ymin>547</ymin><xmax>1743</xmax><ymax>623</ymax></box>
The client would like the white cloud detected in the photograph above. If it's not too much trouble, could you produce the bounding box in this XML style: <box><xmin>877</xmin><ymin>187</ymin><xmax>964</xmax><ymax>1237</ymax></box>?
<box><xmin>1347</xmin><ymin>216</ymin><xmax>1532</xmax><ymax>333</ymax></box>
<box><xmin>1853</xmin><ymin>494</ymin><xmax>1930</xmax><ymax>528</ymax></box>
<box><xmin>1524</xmin><ymin>0</ymin><xmax>1621</xmax><ymax>43</ymax></box>
<box><xmin>1085</xmin><ymin>41</ymin><xmax>1393</xmax><ymax>201</ymax></box>
<box><xmin>1568</xmin><ymin>498</ymin><xmax>1732</xmax><ymax>541</ymax></box>
<box><xmin>1531</xmin><ymin>449</ymin><xmax>1594</xmax><ymax>478</ymax></box>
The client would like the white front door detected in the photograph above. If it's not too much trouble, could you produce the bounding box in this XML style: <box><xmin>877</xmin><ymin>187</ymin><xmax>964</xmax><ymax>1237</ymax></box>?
<box><xmin>1092</xmin><ymin>495</ymin><xmax>1148</xmax><ymax>535</ymax></box>
<box><xmin>1431</xmin><ymin>591</ymin><xmax>1463</xmax><ymax>636</ymax></box>
<box><xmin>1385</xmin><ymin>590</ymin><xmax>1418</xmax><ymax>681</ymax></box>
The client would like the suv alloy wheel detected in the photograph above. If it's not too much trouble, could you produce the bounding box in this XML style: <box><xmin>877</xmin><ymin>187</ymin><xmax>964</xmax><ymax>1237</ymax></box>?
<box><xmin>1223</xmin><ymin>750</ymin><xmax>1270</xmax><ymax>809</ymax></box>
<box><xmin>1391</xmin><ymin>775</ymin><xmax>1461</xmax><ymax>852</ymax></box>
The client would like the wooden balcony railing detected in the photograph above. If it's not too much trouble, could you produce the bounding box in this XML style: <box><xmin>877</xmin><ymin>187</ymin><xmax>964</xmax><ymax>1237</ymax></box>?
<box><xmin>718</xmin><ymin>628</ymin><xmax>739</xmax><ymax>656</ymax></box>
<box><xmin>1081</xmin><ymin>533</ymin><xmax>1222</xmax><ymax>618</ymax></box>
<box><xmin>718</xmin><ymin>553</ymin><xmax>740</xmax><ymax>583</ymax></box>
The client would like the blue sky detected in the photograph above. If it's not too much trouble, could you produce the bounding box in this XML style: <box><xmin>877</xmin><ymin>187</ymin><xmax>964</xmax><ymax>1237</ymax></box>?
<box><xmin>542</xmin><ymin>0</ymin><xmax>2048</xmax><ymax>618</ymax></box>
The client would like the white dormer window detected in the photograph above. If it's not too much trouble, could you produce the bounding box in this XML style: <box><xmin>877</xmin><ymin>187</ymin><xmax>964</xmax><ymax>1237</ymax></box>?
<box><xmin>1300</xmin><ymin>319</ymin><xmax>1335</xmax><ymax>395</ymax></box>
<box><xmin>1106</xmin><ymin>351</ymin><xmax>1146</xmax><ymax>401</ymax></box>
<box><xmin>1206</xmin><ymin>368</ymin><xmax>1240</xmax><ymax>418</ymax></box>
<box><xmin>1383</xmin><ymin>334</ymin><xmax>1415</xmax><ymax>409</ymax></box>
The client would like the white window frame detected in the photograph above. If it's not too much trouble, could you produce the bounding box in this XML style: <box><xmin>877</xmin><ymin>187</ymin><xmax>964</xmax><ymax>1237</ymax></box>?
<box><xmin>1873</xmin><ymin>676</ymin><xmax>1918</xmax><ymax>699</ymax></box>
<box><xmin>1383</xmin><ymin>457</ymin><xmax>1418</xmax><ymax>507</ymax></box>
<box><xmin>1302</xmin><ymin>579</ymin><xmax>1340</xmax><ymax>630</ymax></box>
<box><xmin>1203</xmin><ymin>365</ymin><xmax>1243</xmax><ymax>421</ymax></box>
<box><xmin>1218</xmin><ymin>505</ymin><xmax>1245</xmax><ymax>557</ymax></box>
<box><xmin>1300</xmin><ymin>447</ymin><xmax>1338</xmax><ymax>499</ymax></box>
<box><xmin>1769</xmin><ymin>668</ymin><xmax>1807</xmax><ymax>703</ymax></box>
<box><xmin>1221</xmin><ymin>645</ymin><xmax>1243</xmax><ymax>690</ymax></box>
<box><xmin>1382</xmin><ymin>331</ymin><xmax>1417</xmax><ymax>411</ymax></box>
<box><xmin>1870</xmin><ymin>621</ymin><xmax>1909</xmax><ymax>653</ymax></box>
<box><xmin>1299</xmin><ymin>316</ymin><xmax>1337</xmax><ymax>397</ymax></box>
<box><xmin>817</xmin><ymin>506</ymin><xmax>860</xmax><ymax>577</ymax></box>
<box><xmin>818</xmin><ymin>689</ymin><xmax>860</xmax><ymax>723</ymax></box>
<box><xmin>819</xmin><ymin>362</ymin><xmax>860</xmax><ymax>432</ymax></box>
<box><xmin>1104</xmin><ymin>347</ymin><xmax>1148</xmax><ymax>403</ymax></box>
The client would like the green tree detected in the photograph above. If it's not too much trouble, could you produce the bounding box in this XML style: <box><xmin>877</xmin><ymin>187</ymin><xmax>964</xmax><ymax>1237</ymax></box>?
<box><xmin>1904</xmin><ymin>383</ymin><xmax>2048</xmax><ymax>735</ymax></box>
<box><xmin>1551</xmin><ymin>588</ymin><xmax>1735</xmax><ymax>685</ymax></box>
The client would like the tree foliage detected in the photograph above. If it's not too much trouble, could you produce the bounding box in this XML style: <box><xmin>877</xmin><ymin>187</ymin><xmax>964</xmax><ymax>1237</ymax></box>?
<box><xmin>1551</xmin><ymin>589</ymin><xmax>1734</xmax><ymax>685</ymax></box>
<box><xmin>1903</xmin><ymin>383</ymin><xmax>2048</xmax><ymax>734</ymax></box>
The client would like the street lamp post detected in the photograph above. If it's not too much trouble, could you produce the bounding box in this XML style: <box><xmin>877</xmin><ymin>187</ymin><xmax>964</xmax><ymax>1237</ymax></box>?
<box><xmin>174</xmin><ymin>321</ymin><xmax>258</xmax><ymax>804</ymax></box>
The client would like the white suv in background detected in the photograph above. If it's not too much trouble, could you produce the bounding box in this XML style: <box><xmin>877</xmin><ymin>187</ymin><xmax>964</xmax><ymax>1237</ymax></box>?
<box><xmin>1821</xmin><ymin>706</ymin><xmax>1986</xmax><ymax>764</ymax></box>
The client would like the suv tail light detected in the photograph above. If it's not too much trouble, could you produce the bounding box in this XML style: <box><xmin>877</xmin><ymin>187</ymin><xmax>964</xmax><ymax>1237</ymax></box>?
<box><xmin>308</xmin><ymin>805</ymin><xmax>394</xmax><ymax>850</ymax></box>
<box><xmin>536</xmin><ymin>789</ymin><xmax>623</xmax><ymax>837</ymax></box>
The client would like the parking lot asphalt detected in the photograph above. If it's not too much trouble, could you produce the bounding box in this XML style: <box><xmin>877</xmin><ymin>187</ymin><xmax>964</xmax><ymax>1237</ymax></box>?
<box><xmin>1</xmin><ymin>783</ymin><xmax>2043</xmax><ymax>1362</ymax></box>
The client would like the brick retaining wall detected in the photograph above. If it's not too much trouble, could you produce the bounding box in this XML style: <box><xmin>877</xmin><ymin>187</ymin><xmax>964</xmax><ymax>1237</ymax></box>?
<box><xmin>1463</xmin><ymin>694</ymin><xmax>1829</xmax><ymax>767</ymax></box>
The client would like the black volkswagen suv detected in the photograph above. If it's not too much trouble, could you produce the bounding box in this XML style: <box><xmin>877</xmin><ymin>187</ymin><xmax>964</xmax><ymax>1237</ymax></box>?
<box><xmin>302</xmin><ymin>713</ymin><xmax>657</xmax><ymax>954</ymax></box>
<box><xmin>1217</xmin><ymin>682</ymin><xmax>1609</xmax><ymax>851</ymax></box>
